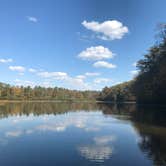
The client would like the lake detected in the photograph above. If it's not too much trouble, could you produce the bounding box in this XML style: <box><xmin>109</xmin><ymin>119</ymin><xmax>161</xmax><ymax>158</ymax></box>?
<box><xmin>0</xmin><ymin>102</ymin><xmax>165</xmax><ymax>166</ymax></box>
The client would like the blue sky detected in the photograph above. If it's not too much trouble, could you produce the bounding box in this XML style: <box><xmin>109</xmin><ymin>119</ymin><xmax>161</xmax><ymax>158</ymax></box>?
<box><xmin>0</xmin><ymin>0</ymin><xmax>166</xmax><ymax>90</ymax></box>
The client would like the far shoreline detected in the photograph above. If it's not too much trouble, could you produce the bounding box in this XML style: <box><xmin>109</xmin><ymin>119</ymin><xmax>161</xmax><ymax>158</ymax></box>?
<box><xmin>1</xmin><ymin>100</ymin><xmax>166</xmax><ymax>107</ymax></box>
<box><xmin>0</xmin><ymin>100</ymin><xmax>97</xmax><ymax>103</ymax></box>
<box><xmin>0</xmin><ymin>100</ymin><xmax>136</xmax><ymax>104</ymax></box>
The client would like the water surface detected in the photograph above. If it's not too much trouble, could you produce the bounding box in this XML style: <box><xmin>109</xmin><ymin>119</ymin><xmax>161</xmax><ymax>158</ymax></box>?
<box><xmin>0</xmin><ymin>102</ymin><xmax>165</xmax><ymax>166</ymax></box>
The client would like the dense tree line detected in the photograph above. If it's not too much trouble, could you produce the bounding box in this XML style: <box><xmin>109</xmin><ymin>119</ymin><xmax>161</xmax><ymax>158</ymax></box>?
<box><xmin>98</xmin><ymin>81</ymin><xmax>135</xmax><ymax>102</ymax></box>
<box><xmin>0</xmin><ymin>82</ymin><xmax>98</xmax><ymax>101</ymax></box>
<box><xmin>132</xmin><ymin>24</ymin><xmax>166</xmax><ymax>104</ymax></box>
<box><xmin>99</xmin><ymin>24</ymin><xmax>166</xmax><ymax>104</ymax></box>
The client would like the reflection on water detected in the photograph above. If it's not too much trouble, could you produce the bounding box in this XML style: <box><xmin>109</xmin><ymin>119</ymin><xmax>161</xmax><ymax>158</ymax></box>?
<box><xmin>78</xmin><ymin>145</ymin><xmax>113</xmax><ymax>162</ymax></box>
<box><xmin>0</xmin><ymin>102</ymin><xmax>165</xmax><ymax>166</ymax></box>
<box><xmin>134</xmin><ymin>123</ymin><xmax>166</xmax><ymax>166</ymax></box>
<box><xmin>78</xmin><ymin>135</ymin><xmax>115</xmax><ymax>162</ymax></box>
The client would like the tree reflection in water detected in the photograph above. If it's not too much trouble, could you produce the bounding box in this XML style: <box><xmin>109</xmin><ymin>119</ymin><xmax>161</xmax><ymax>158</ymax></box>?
<box><xmin>0</xmin><ymin>102</ymin><xmax>165</xmax><ymax>165</ymax></box>
<box><xmin>134</xmin><ymin>123</ymin><xmax>166</xmax><ymax>166</ymax></box>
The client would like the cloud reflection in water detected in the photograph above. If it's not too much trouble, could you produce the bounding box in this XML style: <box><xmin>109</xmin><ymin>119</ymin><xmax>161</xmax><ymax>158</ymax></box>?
<box><xmin>78</xmin><ymin>135</ymin><xmax>116</xmax><ymax>163</ymax></box>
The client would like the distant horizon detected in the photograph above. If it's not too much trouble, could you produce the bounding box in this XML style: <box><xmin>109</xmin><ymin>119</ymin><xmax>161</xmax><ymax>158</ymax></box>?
<box><xmin>0</xmin><ymin>0</ymin><xmax>166</xmax><ymax>90</ymax></box>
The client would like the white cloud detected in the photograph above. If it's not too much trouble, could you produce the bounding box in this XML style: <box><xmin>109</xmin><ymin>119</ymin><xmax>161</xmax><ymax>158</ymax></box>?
<box><xmin>40</xmin><ymin>81</ymin><xmax>53</xmax><ymax>88</ymax></box>
<box><xmin>27</xmin><ymin>16</ymin><xmax>38</xmax><ymax>23</ymax></box>
<box><xmin>130</xmin><ymin>70</ymin><xmax>139</xmax><ymax>76</ymax></box>
<box><xmin>38</xmin><ymin>72</ymin><xmax>68</xmax><ymax>80</ymax></box>
<box><xmin>94</xmin><ymin>135</ymin><xmax>116</xmax><ymax>145</ymax></box>
<box><xmin>29</xmin><ymin>68</ymin><xmax>37</xmax><ymax>73</ymax></box>
<box><xmin>132</xmin><ymin>62</ymin><xmax>137</xmax><ymax>67</ymax></box>
<box><xmin>78</xmin><ymin>46</ymin><xmax>114</xmax><ymax>61</ymax></box>
<box><xmin>9</xmin><ymin>66</ymin><xmax>25</xmax><ymax>72</ymax></box>
<box><xmin>85</xmin><ymin>72</ymin><xmax>100</xmax><ymax>76</ymax></box>
<box><xmin>37</xmin><ymin>71</ymin><xmax>91</xmax><ymax>90</ymax></box>
<box><xmin>93</xmin><ymin>61</ymin><xmax>116</xmax><ymax>69</ymax></box>
<box><xmin>14</xmin><ymin>79</ymin><xmax>35</xmax><ymax>87</ymax></box>
<box><xmin>14</xmin><ymin>79</ymin><xmax>54</xmax><ymax>88</ymax></box>
<box><xmin>75</xmin><ymin>73</ymin><xmax>100</xmax><ymax>80</ymax></box>
<box><xmin>76</xmin><ymin>75</ymin><xmax>86</xmax><ymax>79</ymax></box>
<box><xmin>67</xmin><ymin>77</ymin><xmax>91</xmax><ymax>90</ymax></box>
<box><xmin>82</xmin><ymin>20</ymin><xmax>128</xmax><ymax>40</ymax></box>
<box><xmin>94</xmin><ymin>78</ymin><xmax>112</xmax><ymax>84</ymax></box>
<box><xmin>0</xmin><ymin>58</ymin><xmax>13</xmax><ymax>63</ymax></box>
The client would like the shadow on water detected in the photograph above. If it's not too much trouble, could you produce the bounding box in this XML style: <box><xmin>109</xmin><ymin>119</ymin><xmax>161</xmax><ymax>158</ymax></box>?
<box><xmin>134</xmin><ymin>123</ymin><xmax>166</xmax><ymax>166</ymax></box>
<box><xmin>132</xmin><ymin>105</ymin><xmax>166</xmax><ymax>166</ymax></box>
<box><xmin>0</xmin><ymin>102</ymin><xmax>165</xmax><ymax>165</ymax></box>
<box><xmin>99</xmin><ymin>103</ymin><xmax>166</xmax><ymax>166</ymax></box>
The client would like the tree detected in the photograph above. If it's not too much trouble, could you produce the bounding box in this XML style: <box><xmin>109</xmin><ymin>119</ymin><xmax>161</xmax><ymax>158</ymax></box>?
<box><xmin>133</xmin><ymin>24</ymin><xmax>166</xmax><ymax>104</ymax></box>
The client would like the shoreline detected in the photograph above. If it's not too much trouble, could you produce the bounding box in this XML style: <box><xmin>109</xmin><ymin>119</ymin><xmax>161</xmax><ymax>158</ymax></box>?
<box><xmin>1</xmin><ymin>100</ymin><xmax>166</xmax><ymax>107</ymax></box>
<box><xmin>0</xmin><ymin>100</ymin><xmax>97</xmax><ymax>103</ymax></box>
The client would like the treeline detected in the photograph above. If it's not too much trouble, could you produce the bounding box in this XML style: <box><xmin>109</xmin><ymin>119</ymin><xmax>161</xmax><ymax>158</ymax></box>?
<box><xmin>98</xmin><ymin>81</ymin><xmax>135</xmax><ymax>102</ymax></box>
<box><xmin>0</xmin><ymin>82</ymin><xmax>98</xmax><ymax>101</ymax></box>
<box><xmin>99</xmin><ymin>24</ymin><xmax>166</xmax><ymax>104</ymax></box>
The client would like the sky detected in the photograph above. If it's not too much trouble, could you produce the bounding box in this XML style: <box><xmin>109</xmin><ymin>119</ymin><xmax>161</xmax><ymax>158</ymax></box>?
<box><xmin>0</xmin><ymin>0</ymin><xmax>166</xmax><ymax>90</ymax></box>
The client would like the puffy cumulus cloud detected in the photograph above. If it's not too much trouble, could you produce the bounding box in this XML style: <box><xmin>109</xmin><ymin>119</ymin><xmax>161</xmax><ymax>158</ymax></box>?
<box><xmin>9</xmin><ymin>66</ymin><xmax>25</xmax><ymax>72</ymax></box>
<box><xmin>10</xmin><ymin>65</ymin><xmax>112</xmax><ymax>90</ymax></box>
<box><xmin>38</xmin><ymin>71</ymin><xmax>68</xmax><ymax>80</ymax></box>
<box><xmin>37</xmin><ymin>71</ymin><xmax>90</xmax><ymax>90</ymax></box>
<box><xmin>0</xmin><ymin>58</ymin><xmax>13</xmax><ymax>63</ymax></box>
<box><xmin>82</xmin><ymin>20</ymin><xmax>128</xmax><ymax>40</ymax></box>
<box><xmin>94</xmin><ymin>78</ymin><xmax>112</xmax><ymax>84</ymax></box>
<box><xmin>85</xmin><ymin>72</ymin><xmax>100</xmax><ymax>76</ymax></box>
<box><xmin>93</xmin><ymin>61</ymin><xmax>116</xmax><ymax>69</ymax></box>
<box><xmin>78</xmin><ymin>46</ymin><xmax>114</xmax><ymax>61</ymax></box>
<box><xmin>27</xmin><ymin>16</ymin><xmax>38</xmax><ymax>23</ymax></box>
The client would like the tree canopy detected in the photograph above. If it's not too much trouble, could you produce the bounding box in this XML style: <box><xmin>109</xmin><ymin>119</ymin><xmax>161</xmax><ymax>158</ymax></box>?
<box><xmin>100</xmin><ymin>24</ymin><xmax>166</xmax><ymax>104</ymax></box>
<box><xmin>0</xmin><ymin>82</ymin><xmax>98</xmax><ymax>101</ymax></box>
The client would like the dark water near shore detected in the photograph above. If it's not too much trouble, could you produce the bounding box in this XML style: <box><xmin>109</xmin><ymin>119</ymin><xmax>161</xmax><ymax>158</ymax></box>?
<box><xmin>0</xmin><ymin>102</ymin><xmax>165</xmax><ymax>166</ymax></box>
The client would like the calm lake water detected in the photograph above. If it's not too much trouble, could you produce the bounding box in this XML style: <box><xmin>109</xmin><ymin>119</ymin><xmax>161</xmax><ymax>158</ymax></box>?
<box><xmin>0</xmin><ymin>102</ymin><xmax>165</xmax><ymax>166</ymax></box>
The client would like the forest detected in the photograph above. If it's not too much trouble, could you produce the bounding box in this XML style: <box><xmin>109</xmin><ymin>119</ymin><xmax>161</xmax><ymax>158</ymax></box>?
<box><xmin>99</xmin><ymin>24</ymin><xmax>166</xmax><ymax>104</ymax></box>
<box><xmin>0</xmin><ymin>82</ymin><xmax>98</xmax><ymax>101</ymax></box>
